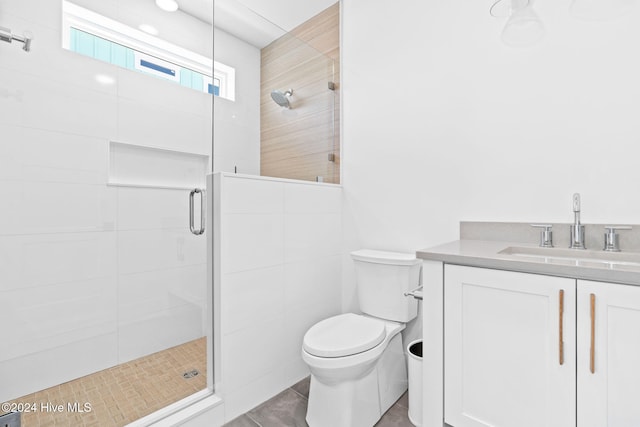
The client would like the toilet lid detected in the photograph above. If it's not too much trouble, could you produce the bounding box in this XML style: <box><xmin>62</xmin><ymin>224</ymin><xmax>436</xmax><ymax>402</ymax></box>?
<box><xmin>303</xmin><ymin>313</ymin><xmax>386</xmax><ymax>358</ymax></box>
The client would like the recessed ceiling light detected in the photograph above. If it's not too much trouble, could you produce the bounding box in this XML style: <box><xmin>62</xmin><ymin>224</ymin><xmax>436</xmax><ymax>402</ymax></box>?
<box><xmin>155</xmin><ymin>0</ymin><xmax>178</xmax><ymax>12</ymax></box>
<box><xmin>139</xmin><ymin>24</ymin><xmax>159</xmax><ymax>35</ymax></box>
<box><xmin>95</xmin><ymin>74</ymin><xmax>116</xmax><ymax>85</ymax></box>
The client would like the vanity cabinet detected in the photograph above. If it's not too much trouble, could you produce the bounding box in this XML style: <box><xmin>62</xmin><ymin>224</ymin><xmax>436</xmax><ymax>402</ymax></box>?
<box><xmin>444</xmin><ymin>265</ymin><xmax>640</xmax><ymax>427</ymax></box>
<box><xmin>444</xmin><ymin>265</ymin><xmax>576</xmax><ymax>427</ymax></box>
<box><xmin>577</xmin><ymin>280</ymin><xmax>640</xmax><ymax>427</ymax></box>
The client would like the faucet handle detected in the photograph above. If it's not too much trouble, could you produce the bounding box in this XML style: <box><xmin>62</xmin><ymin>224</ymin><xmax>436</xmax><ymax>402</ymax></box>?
<box><xmin>531</xmin><ymin>224</ymin><xmax>553</xmax><ymax>248</ymax></box>
<box><xmin>603</xmin><ymin>225</ymin><xmax>632</xmax><ymax>252</ymax></box>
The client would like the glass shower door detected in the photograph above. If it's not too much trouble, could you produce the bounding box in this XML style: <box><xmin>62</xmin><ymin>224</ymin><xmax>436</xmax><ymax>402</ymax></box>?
<box><xmin>0</xmin><ymin>0</ymin><xmax>213</xmax><ymax>425</ymax></box>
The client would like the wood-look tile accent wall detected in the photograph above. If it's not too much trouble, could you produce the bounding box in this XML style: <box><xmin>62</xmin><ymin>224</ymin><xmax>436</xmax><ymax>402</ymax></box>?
<box><xmin>260</xmin><ymin>3</ymin><xmax>340</xmax><ymax>184</ymax></box>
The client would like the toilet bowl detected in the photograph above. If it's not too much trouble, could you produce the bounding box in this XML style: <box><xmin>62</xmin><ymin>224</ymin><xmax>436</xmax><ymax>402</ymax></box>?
<box><xmin>301</xmin><ymin>250</ymin><xmax>422</xmax><ymax>427</ymax></box>
<box><xmin>302</xmin><ymin>313</ymin><xmax>407</xmax><ymax>427</ymax></box>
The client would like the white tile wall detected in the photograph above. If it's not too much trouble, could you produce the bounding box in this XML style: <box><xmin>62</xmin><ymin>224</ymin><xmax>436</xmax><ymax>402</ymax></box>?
<box><xmin>222</xmin><ymin>214</ymin><xmax>285</xmax><ymax>273</ymax></box>
<box><xmin>116</xmin><ymin>188</ymin><xmax>192</xmax><ymax>230</ymax></box>
<box><xmin>0</xmin><ymin>0</ymin><xmax>210</xmax><ymax>403</ymax></box>
<box><xmin>0</xmin><ymin>333</ymin><xmax>118</xmax><ymax>404</ymax></box>
<box><xmin>221</xmin><ymin>266</ymin><xmax>285</xmax><ymax>334</ymax></box>
<box><xmin>283</xmin><ymin>213</ymin><xmax>342</xmax><ymax>262</ymax></box>
<box><xmin>284</xmin><ymin>182</ymin><xmax>342</xmax><ymax>213</ymax></box>
<box><xmin>118</xmin><ymin>304</ymin><xmax>204</xmax><ymax>363</ymax></box>
<box><xmin>222</xmin><ymin>177</ymin><xmax>284</xmax><ymax>214</ymax></box>
<box><xmin>118</xmin><ymin>265</ymin><xmax>206</xmax><ymax>325</ymax></box>
<box><xmin>0</xmin><ymin>182</ymin><xmax>117</xmax><ymax>235</ymax></box>
<box><xmin>0</xmin><ymin>232</ymin><xmax>117</xmax><ymax>291</ymax></box>
<box><xmin>0</xmin><ymin>125</ymin><xmax>108</xmax><ymax>185</ymax></box>
<box><xmin>222</xmin><ymin>369</ymin><xmax>290</xmax><ymax>423</ymax></box>
<box><xmin>0</xmin><ymin>67</ymin><xmax>119</xmax><ymax>137</ymax></box>
<box><xmin>222</xmin><ymin>316</ymin><xmax>289</xmax><ymax>392</ymax></box>
<box><xmin>117</xmin><ymin>99</ymin><xmax>209</xmax><ymax>155</ymax></box>
<box><xmin>118</xmin><ymin>229</ymin><xmax>206</xmax><ymax>275</ymax></box>
<box><xmin>2</xmin><ymin>277</ymin><xmax>117</xmax><ymax>361</ymax></box>
<box><xmin>1</xmin><ymin>0</ymin><xmax>63</xmax><ymax>30</ymax></box>
<box><xmin>116</xmin><ymin>68</ymin><xmax>210</xmax><ymax>117</ymax></box>
<box><xmin>214</xmin><ymin>174</ymin><xmax>342</xmax><ymax>422</ymax></box>
<box><xmin>283</xmin><ymin>255</ymin><xmax>342</xmax><ymax>308</ymax></box>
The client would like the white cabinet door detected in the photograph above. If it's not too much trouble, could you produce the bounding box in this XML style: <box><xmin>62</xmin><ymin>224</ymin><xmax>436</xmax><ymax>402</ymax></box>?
<box><xmin>445</xmin><ymin>265</ymin><xmax>576</xmax><ymax>427</ymax></box>
<box><xmin>578</xmin><ymin>280</ymin><xmax>640</xmax><ymax>427</ymax></box>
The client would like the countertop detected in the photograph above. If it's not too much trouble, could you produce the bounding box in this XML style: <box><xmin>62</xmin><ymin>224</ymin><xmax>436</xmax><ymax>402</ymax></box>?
<box><xmin>417</xmin><ymin>239</ymin><xmax>640</xmax><ymax>286</ymax></box>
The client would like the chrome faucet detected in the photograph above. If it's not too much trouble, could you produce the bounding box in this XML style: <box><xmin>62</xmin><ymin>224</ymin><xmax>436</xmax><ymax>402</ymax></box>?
<box><xmin>531</xmin><ymin>224</ymin><xmax>554</xmax><ymax>248</ymax></box>
<box><xmin>569</xmin><ymin>193</ymin><xmax>586</xmax><ymax>249</ymax></box>
<box><xmin>603</xmin><ymin>225</ymin><xmax>632</xmax><ymax>252</ymax></box>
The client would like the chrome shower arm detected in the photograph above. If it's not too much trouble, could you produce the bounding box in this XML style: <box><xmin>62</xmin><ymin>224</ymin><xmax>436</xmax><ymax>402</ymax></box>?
<box><xmin>0</xmin><ymin>26</ymin><xmax>32</xmax><ymax>51</ymax></box>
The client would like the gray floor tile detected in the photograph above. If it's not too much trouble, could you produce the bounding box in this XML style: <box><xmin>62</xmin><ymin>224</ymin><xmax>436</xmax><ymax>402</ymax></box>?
<box><xmin>395</xmin><ymin>391</ymin><xmax>409</xmax><ymax>409</ymax></box>
<box><xmin>290</xmin><ymin>376</ymin><xmax>310</xmax><ymax>399</ymax></box>
<box><xmin>248</xmin><ymin>388</ymin><xmax>309</xmax><ymax>427</ymax></box>
<box><xmin>374</xmin><ymin>402</ymin><xmax>414</xmax><ymax>427</ymax></box>
<box><xmin>223</xmin><ymin>414</ymin><xmax>259</xmax><ymax>427</ymax></box>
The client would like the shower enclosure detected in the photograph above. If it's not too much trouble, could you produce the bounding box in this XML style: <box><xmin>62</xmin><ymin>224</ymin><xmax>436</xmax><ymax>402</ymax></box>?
<box><xmin>0</xmin><ymin>0</ymin><xmax>212</xmax><ymax>425</ymax></box>
<box><xmin>1</xmin><ymin>0</ymin><xmax>338</xmax><ymax>424</ymax></box>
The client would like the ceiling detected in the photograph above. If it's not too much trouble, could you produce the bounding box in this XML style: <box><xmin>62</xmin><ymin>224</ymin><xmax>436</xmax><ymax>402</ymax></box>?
<box><xmin>176</xmin><ymin>0</ymin><xmax>214</xmax><ymax>24</ymax></box>
<box><xmin>175</xmin><ymin>0</ymin><xmax>337</xmax><ymax>48</ymax></box>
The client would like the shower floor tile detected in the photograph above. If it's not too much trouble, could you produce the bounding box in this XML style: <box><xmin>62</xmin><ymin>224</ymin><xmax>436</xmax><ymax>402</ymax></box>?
<box><xmin>2</xmin><ymin>337</ymin><xmax>206</xmax><ymax>427</ymax></box>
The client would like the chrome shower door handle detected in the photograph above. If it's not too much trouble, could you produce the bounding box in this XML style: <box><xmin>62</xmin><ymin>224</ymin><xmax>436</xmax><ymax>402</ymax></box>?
<box><xmin>189</xmin><ymin>188</ymin><xmax>205</xmax><ymax>235</ymax></box>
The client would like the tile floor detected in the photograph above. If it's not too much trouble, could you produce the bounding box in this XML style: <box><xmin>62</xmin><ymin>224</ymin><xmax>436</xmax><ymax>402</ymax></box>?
<box><xmin>2</xmin><ymin>337</ymin><xmax>206</xmax><ymax>427</ymax></box>
<box><xmin>224</xmin><ymin>376</ymin><xmax>415</xmax><ymax>427</ymax></box>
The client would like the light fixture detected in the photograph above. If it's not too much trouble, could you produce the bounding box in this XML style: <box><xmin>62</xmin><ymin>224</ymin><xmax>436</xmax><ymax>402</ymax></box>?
<box><xmin>491</xmin><ymin>0</ymin><xmax>545</xmax><ymax>47</ymax></box>
<box><xmin>95</xmin><ymin>74</ymin><xmax>116</xmax><ymax>85</ymax></box>
<box><xmin>490</xmin><ymin>0</ymin><xmax>529</xmax><ymax>17</ymax></box>
<box><xmin>155</xmin><ymin>0</ymin><xmax>178</xmax><ymax>12</ymax></box>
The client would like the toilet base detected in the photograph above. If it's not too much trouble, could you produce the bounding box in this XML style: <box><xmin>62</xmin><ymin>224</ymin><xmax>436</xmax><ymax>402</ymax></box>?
<box><xmin>305</xmin><ymin>333</ymin><xmax>407</xmax><ymax>427</ymax></box>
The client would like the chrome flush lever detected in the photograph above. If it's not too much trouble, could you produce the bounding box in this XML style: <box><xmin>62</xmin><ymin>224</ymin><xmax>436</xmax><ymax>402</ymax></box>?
<box><xmin>189</xmin><ymin>188</ymin><xmax>205</xmax><ymax>235</ymax></box>
<box><xmin>404</xmin><ymin>285</ymin><xmax>423</xmax><ymax>300</ymax></box>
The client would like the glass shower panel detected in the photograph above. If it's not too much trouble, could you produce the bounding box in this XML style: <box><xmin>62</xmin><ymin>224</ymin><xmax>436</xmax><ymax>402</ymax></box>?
<box><xmin>0</xmin><ymin>0</ymin><xmax>212</xmax><ymax>425</ymax></box>
<box><xmin>213</xmin><ymin>0</ymin><xmax>340</xmax><ymax>183</ymax></box>
<box><xmin>260</xmin><ymin>33</ymin><xmax>337</xmax><ymax>183</ymax></box>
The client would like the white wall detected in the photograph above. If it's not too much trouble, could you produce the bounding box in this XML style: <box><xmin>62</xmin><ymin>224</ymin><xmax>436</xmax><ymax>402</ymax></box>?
<box><xmin>0</xmin><ymin>0</ymin><xmax>210</xmax><ymax>403</ymax></box>
<box><xmin>341</xmin><ymin>0</ymin><xmax>640</xmax><ymax>306</ymax></box>
<box><xmin>214</xmin><ymin>173</ymin><xmax>342</xmax><ymax>422</ymax></box>
<box><xmin>213</xmin><ymin>28</ymin><xmax>261</xmax><ymax>175</ymax></box>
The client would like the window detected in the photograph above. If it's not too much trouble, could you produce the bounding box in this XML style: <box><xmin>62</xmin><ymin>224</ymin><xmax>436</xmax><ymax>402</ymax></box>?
<box><xmin>62</xmin><ymin>0</ymin><xmax>235</xmax><ymax>101</ymax></box>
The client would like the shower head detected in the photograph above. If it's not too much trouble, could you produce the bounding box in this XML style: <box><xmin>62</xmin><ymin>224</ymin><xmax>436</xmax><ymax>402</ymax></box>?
<box><xmin>270</xmin><ymin>89</ymin><xmax>293</xmax><ymax>109</ymax></box>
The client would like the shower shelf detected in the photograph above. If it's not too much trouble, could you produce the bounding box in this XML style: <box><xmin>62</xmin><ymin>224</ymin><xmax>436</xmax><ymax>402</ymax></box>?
<box><xmin>108</xmin><ymin>141</ymin><xmax>208</xmax><ymax>190</ymax></box>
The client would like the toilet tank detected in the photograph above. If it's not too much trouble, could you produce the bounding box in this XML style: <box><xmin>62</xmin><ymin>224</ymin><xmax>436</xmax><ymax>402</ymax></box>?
<box><xmin>351</xmin><ymin>249</ymin><xmax>421</xmax><ymax>323</ymax></box>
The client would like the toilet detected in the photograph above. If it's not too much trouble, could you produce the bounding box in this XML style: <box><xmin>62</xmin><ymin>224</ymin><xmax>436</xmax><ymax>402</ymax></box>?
<box><xmin>301</xmin><ymin>249</ymin><xmax>421</xmax><ymax>427</ymax></box>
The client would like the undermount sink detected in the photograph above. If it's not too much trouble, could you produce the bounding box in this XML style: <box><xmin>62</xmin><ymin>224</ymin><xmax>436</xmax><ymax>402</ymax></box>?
<box><xmin>498</xmin><ymin>246</ymin><xmax>640</xmax><ymax>270</ymax></box>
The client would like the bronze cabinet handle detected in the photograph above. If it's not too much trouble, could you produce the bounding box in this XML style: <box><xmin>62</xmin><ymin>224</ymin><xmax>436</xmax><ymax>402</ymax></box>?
<box><xmin>559</xmin><ymin>290</ymin><xmax>564</xmax><ymax>365</ymax></box>
<box><xmin>590</xmin><ymin>293</ymin><xmax>596</xmax><ymax>374</ymax></box>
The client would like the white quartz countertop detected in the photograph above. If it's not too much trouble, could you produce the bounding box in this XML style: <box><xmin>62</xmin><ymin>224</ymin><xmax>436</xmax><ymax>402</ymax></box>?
<box><xmin>417</xmin><ymin>240</ymin><xmax>640</xmax><ymax>286</ymax></box>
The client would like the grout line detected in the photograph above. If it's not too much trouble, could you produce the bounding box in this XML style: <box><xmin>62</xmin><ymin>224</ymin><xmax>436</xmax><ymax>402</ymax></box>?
<box><xmin>244</xmin><ymin>412</ymin><xmax>262</xmax><ymax>427</ymax></box>
<box><xmin>288</xmin><ymin>386</ymin><xmax>309</xmax><ymax>401</ymax></box>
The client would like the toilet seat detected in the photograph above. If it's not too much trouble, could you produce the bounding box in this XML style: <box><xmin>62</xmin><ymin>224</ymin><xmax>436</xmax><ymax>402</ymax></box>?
<box><xmin>303</xmin><ymin>313</ymin><xmax>386</xmax><ymax>358</ymax></box>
